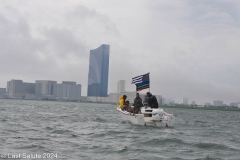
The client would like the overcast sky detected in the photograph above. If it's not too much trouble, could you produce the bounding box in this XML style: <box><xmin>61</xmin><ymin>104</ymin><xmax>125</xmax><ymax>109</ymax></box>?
<box><xmin>0</xmin><ymin>0</ymin><xmax>240</xmax><ymax>104</ymax></box>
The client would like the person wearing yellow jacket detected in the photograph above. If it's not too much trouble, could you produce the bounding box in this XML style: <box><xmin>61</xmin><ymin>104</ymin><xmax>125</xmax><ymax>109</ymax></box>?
<box><xmin>118</xmin><ymin>95</ymin><xmax>127</xmax><ymax>109</ymax></box>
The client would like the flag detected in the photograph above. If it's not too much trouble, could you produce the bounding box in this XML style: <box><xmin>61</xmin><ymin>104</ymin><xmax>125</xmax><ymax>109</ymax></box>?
<box><xmin>132</xmin><ymin>73</ymin><xmax>150</xmax><ymax>91</ymax></box>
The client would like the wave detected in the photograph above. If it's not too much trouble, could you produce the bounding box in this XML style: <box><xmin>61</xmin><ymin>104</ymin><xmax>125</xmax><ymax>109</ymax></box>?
<box><xmin>1</xmin><ymin>100</ymin><xmax>240</xmax><ymax>160</ymax></box>
<box><xmin>193</xmin><ymin>142</ymin><xmax>239</xmax><ymax>151</ymax></box>
<box><xmin>51</xmin><ymin>129</ymin><xmax>73</xmax><ymax>135</ymax></box>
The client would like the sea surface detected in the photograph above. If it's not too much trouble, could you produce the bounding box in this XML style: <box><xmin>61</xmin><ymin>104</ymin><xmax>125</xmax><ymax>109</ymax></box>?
<box><xmin>0</xmin><ymin>99</ymin><xmax>240</xmax><ymax>160</ymax></box>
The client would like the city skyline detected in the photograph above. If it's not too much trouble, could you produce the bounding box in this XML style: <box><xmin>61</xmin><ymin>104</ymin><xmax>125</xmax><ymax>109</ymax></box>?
<box><xmin>5</xmin><ymin>79</ymin><xmax>82</xmax><ymax>100</ymax></box>
<box><xmin>1</xmin><ymin>78</ymin><xmax>239</xmax><ymax>106</ymax></box>
<box><xmin>0</xmin><ymin>1</ymin><xmax>240</xmax><ymax>104</ymax></box>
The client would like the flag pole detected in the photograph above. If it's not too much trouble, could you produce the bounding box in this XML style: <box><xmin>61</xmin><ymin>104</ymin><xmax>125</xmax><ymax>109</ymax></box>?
<box><xmin>148</xmin><ymin>72</ymin><xmax>150</xmax><ymax>93</ymax></box>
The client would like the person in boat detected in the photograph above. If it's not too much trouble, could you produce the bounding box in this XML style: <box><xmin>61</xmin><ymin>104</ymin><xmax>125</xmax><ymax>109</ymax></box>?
<box><xmin>146</xmin><ymin>92</ymin><xmax>158</xmax><ymax>108</ymax></box>
<box><xmin>118</xmin><ymin>95</ymin><xmax>127</xmax><ymax>109</ymax></box>
<box><xmin>143</xmin><ymin>94</ymin><xmax>149</xmax><ymax>107</ymax></box>
<box><xmin>122</xmin><ymin>100</ymin><xmax>133</xmax><ymax>113</ymax></box>
<box><xmin>144</xmin><ymin>94</ymin><xmax>149</xmax><ymax>103</ymax></box>
<box><xmin>133</xmin><ymin>93</ymin><xmax>143</xmax><ymax>114</ymax></box>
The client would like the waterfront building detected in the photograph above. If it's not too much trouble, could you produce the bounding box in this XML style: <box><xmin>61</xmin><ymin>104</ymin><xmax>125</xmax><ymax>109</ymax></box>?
<box><xmin>0</xmin><ymin>88</ymin><xmax>6</xmax><ymax>93</ymax></box>
<box><xmin>53</xmin><ymin>83</ymin><xmax>66</xmax><ymax>98</ymax></box>
<box><xmin>35</xmin><ymin>80</ymin><xmax>57</xmax><ymax>96</ymax></box>
<box><xmin>8</xmin><ymin>80</ymin><xmax>22</xmax><ymax>98</ymax></box>
<box><xmin>23</xmin><ymin>83</ymin><xmax>35</xmax><ymax>94</ymax></box>
<box><xmin>169</xmin><ymin>99</ymin><xmax>175</xmax><ymax>105</ymax></box>
<box><xmin>191</xmin><ymin>101</ymin><xmax>196</xmax><ymax>105</ymax></box>
<box><xmin>7</xmin><ymin>80</ymin><xmax>35</xmax><ymax>98</ymax></box>
<box><xmin>5</xmin><ymin>79</ymin><xmax>82</xmax><ymax>100</ymax></box>
<box><xmin>117</xmin><ymin>80</ymin><xmax>125</xmax><ymax>93</ymax></box>
<box><xmin>230</xmin><ymin>102</ymin><xmax>240</xmax><ymax>107</ymax></box>
<box><xmin>213</xmin><ymin>100</ymin><xmax>223</xmax><ymax>106</ymax></box>
<box><xmin>204</xmin><ymin>102</ymin><xmax>211</xmax><ymax>106</ymax></box>
<box><xmin>162</xmin><ymin>97</ymin><xmax>168</xmax><ymax>105</ymax></box>
<box><xmin>53</xmin><ymin>81</ymin><xmax>81</xmax><ymax>100</ymax></box>
<box><xmin>87</xmin><ymin>44</ymin><xmax>110</xmax><ymax>97</ymax></box>
<box><xmin>183</xmin><ymin>97</ymin><xmax>188</xmax><ymax>105</ymax></box>
<box><xmin>0</xmin><ymin>88</ymin><xmax>6</xmax><ymax>98</ymax></box>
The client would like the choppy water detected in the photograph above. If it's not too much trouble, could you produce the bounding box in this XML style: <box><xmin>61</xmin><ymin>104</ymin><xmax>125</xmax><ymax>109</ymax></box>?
<box><xmin>0</xmin><ymin>99</ymin><xmax>240</xmax><ymax>160</ymax></box>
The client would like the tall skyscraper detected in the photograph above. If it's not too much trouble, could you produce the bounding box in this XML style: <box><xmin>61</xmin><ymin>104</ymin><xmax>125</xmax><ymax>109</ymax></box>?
<box><xmin>117</xmin><ymin>80</ymin><xmax>125</xmax><ymax>93</ymax></box>
<box><xmin>87</xmin><ymin>44</ymin><xmax>110</xmax><ymax>97</ymax></box>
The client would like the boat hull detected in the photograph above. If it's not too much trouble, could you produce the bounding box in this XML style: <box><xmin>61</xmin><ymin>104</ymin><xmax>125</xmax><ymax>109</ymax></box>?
<box><xmin>117</xmin><ymin>108</ymin><xmax>175</xmax><ymax>127</ymax></box>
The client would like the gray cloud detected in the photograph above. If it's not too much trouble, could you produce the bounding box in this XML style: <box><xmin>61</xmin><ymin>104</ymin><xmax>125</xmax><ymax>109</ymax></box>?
<box><xmin>0</xmin><ymin>7</ymin><xmax>87</xmax><ymax>83</ymax></box>
<box><xmin>43</xmin><ymin>28</ymin><xmax>87</xmax><ymax>57</ymax></box>
<box><xmin>0</xmin><ymin>0</ymin><xmax>240</xmax><ymax>104</ymax></box>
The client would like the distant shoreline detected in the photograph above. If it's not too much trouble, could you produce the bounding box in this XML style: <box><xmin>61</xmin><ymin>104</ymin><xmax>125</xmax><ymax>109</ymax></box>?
<box><xmin>0</xmin><ymin>98</ymin><xmax>116</xmax><ymax>105</ymax></box>
<box><xmin>1</xmin><ymin>98</ymin><xmax>239</xmax><ymax>111</ymax></box>
<box><xmin>161</xmin><ymin>105</ymin><xmax>240</xmax><ymax>112</ymax></box>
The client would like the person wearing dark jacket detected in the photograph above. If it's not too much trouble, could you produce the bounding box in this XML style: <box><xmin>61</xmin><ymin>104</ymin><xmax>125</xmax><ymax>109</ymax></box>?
<box><xmin>144</xmin><ymin>95</ymin><xmax>149</xmax><ymax>103</ymax></box>
<box><xmin>146</xmin><ymin>92</ymin><xmax>158</xmax><ymax>108</ymax></box>
<box><xmin>133</xmin><ymin>93</ymin><xmax>143</xmax><ymax>114</ymax></box>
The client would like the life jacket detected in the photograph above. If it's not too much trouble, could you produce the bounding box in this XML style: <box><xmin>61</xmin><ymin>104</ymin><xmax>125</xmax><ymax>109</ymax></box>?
<box><xmin>118</xmin><ymin>96</ymin><xmax>125</xmax><ymax>109</ymax></box>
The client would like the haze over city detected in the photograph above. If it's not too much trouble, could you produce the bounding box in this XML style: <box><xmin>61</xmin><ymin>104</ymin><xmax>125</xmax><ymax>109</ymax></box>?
<box><xmin>1</xmin><ymin>0</ymin><xmax>240</xmax><ymax>104</ymax></box>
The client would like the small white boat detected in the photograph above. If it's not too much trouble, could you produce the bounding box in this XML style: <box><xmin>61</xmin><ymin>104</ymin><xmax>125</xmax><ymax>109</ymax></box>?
<box><xmin>117</xmin><ymin>106</ymin><xmax>175</xmax><ymax>127</ymax></box>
